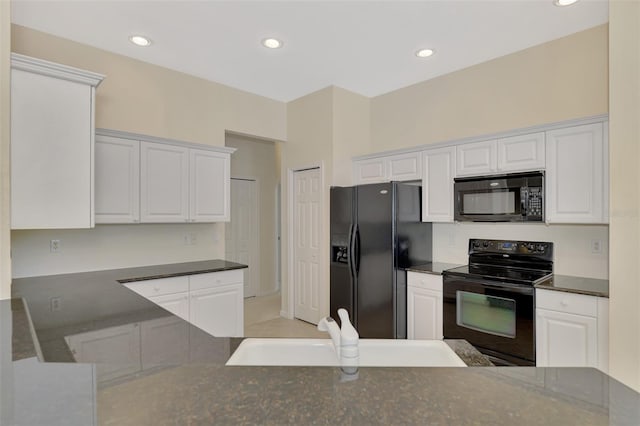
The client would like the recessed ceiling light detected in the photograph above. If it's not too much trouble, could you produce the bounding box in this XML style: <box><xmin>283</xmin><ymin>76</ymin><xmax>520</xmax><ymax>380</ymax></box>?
<box><xmin>129</xmin><ymin>35</ymin><xmax>152</xmax><ymax>47</ymax></box>
<box><xmin>262</xmin><ymin>38</ymin><xmax>283</xmax><ymax>49</ymax></box>
<box><xmin>554</xmin><ymin>0</ymin><xmax>578</xmax><ymax>6</ymax></box>
<box><xmin>415</xmin><ymin>48</ymin><xmax>435</xmax><ymax>58</ymax></box>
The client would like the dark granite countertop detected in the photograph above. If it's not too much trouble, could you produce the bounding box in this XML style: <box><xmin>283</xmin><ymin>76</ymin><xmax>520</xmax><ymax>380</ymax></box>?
<box><xmin>536</xmin><ymin>275</ymin><xmax>609</xmax><ymax>298</ymax></box>
<box><xmin>4</xmin><ymin>261</ymin><xmax>638</xmax><ymax>425</ymax></box>
<box><xmin>406</xmin><ymin>262</ymin><xmax>463</xmax><ymax>275</ymax></box>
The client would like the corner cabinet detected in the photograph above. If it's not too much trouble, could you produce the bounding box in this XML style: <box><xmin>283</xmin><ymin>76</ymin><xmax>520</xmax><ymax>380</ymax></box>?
<box><xmin>536</xmin><ymin>289</ymin><xmax>609</xmax><ymax>373</ymax></box>
<box><xmin>10</xmin><ymin>53</ymin><xmax>105</xmax><ymax>229</ymax></box>
<box><xmin>545</xmin><ymin>123</ymin><xmax>608</xmax><ymax>224</ymax></box>
<box><xmin>407</xmin><ymin>271</ymin><xmax>443</xmax><ymax>340</ymax></box>
<box><xmin>95</xmin><ymin>131</ymin><xmax>234</xmax><ymax>223</ymax></box>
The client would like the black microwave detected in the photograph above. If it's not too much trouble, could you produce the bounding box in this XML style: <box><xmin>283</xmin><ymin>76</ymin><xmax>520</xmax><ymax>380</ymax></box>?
<box><xmin>454</xmin><ymin>171</ymin><xmax>544</xmax><ymax>222</ymax></box>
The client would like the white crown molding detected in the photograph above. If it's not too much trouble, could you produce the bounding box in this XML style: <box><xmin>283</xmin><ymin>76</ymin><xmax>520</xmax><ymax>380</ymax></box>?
<box><xmin>11</xmin><ymin>53</ymin><xmax>105</xmax><ymax>87</ymax></box>
<box><xmin>354</xmin><ymin>114</ymin><xmax>609</xmax><ymax>161</ymax></box>
<box><xmin>96</xmin><ymin>128</ymin><xmax>237</xmax><ymax>154</ymax></box>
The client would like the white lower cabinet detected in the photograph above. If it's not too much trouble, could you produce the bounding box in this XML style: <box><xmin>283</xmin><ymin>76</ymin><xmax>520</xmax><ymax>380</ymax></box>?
<box><xmin>407</xmin><ymin>271</ymin><xmax>443</xmax><ymax>340</ymax></box>
<box><xmin>140</xmin><ymin>316</ymin><xmax>189</xmax><ymax>366</ymax></box>
<box><xmin>536</xmin><ymin>289</ymin><xmax>609</xmax><ymax>372</ymax></box>
<box><xmin>123</xmin><ymin>270</ymin><xmax>244</xmax><ymax>337</ymax></box>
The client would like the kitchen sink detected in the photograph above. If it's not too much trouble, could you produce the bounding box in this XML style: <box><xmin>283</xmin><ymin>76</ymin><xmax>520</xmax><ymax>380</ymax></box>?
<box><xmin>225</xmin><ymin>338</ymin><xmax>467</xmax><ymax>367</ymax></box>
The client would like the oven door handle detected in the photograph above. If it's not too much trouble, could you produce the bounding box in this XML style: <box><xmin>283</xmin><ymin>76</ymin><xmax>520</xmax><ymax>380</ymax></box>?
<box><xmin>443</xmin><ymin>276</ymin><xmax>535</xmax><ymax>295</ymax></box>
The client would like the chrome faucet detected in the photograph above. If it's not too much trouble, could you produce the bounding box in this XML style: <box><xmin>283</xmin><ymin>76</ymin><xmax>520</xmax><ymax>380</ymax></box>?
<box><xmin>317</xmin><ymin>308</ymin><xmax>360</xmax><ymax>374</ymax></box>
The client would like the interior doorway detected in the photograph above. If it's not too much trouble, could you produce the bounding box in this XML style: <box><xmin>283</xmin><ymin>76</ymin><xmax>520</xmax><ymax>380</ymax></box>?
<box><xmin>291</xmin><ymin>167</ymin><xmax>323</xmax><ymax>325</ymax></box>
<box><xmin>225</xmin><ymin>178</ymin><xmax>259</xmax><ymax>298</ymax></box>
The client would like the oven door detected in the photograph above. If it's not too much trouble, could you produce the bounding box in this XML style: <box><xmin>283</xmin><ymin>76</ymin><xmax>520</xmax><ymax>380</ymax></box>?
<box><xmin>443</xmin><ymin>275</ymin><xmax>535</xmax><ymax>365</ymax></box>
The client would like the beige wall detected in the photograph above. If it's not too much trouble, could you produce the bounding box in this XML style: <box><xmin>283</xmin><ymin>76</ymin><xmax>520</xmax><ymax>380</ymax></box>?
<box><xmin>370</xmin><ymin>25</ymin><xmax>608</xmax><ymax>152</ymax></box>
<box><xmin>9</xmin><ymin>24</ymin><xmax>287</xmax><ymax>280</ymax></box>
<box><xmin>0</xmin><ymin>1</ymin><xmax>10</xmax><ymax>298</ymax></box>
<box><xmin>226</xmin><ymin>133</ymin><xmax>280</xmax><ymax>296</ymax></box>
<box><xmin>609</xmin><ymin>1</ymin><xmax>640</xmax><ymax>392</ymax></box>
<box><xmin>281</xmin><ymin>87</ymin><xmax>333</xmax><ymax>318</ymax></box>
<box><xmin>11</xmin><ymin>25</ymin><xmax>286</xmax><ymax>146</ymax></box>
<box><xmin>332</xmin><ymin>87</ymin><xmax>371</xmax><ymax>186</ymax></box>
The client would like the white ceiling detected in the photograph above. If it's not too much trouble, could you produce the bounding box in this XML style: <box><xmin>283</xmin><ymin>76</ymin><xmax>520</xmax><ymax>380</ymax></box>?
<box><xmin>11</xmin><ymin>0</ymin><xmax>609</xmax><ymax>102</ymax></box>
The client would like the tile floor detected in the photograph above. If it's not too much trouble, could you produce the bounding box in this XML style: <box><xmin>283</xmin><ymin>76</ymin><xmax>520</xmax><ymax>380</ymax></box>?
<box><xmin>244</xmin><ymin>293</ymin><xmax>326</xmax><ymax>338</ymax></box>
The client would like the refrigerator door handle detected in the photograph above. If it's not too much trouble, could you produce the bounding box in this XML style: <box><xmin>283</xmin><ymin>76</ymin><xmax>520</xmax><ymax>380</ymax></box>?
<box><xmin>353</xmin><ymin>224</ymin><xmax>361</xmax><ymax>274</ymax></box>
<box><xmin>347</xmin><ymin>224</ymin><xmax>355</xmax><ymax>279</ymax></box>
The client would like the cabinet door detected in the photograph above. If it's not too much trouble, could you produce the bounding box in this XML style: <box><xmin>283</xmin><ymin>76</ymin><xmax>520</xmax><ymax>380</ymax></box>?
<box><xmin>497</xmin><ymin>132</ymin><xmax>545</xmax><ymax>172</ymax></box>
<box><xmin>353</xmin><ymin>158</ymin><xmax>387</xmax><ymax>184</ymax></box>
<box><xmin>422</xmin><ymin>147</ymin><xmax>455</xmax><ymax>222</ymax></box>
<box><xmin>149</xmin><ymin>292</ymin><xmax>190</xmax><ymax>321</ymax></box>
<box><xmin>545</xmin><ymin>123</ymin><xmax>606</xmax><ymax>223</ymax></box>
<box><xmin>407</xmin><ymin>286</ymin><xmax>442</xmax><ymax>340</ymax></box>
<box><xmin>456</xmin><ymin>140</ymin><xmax>497</xmax><ymax>177</ymax></box>
<box><xmin>11</xmin><ymin>68</ymin><xmax>93</xmax><ymax>229</ymax></box>
<box><xmin>189</xmin><ymin>283</ymin><xmax>244</xmax><ymax>337</ymax></box>
<box><xmin>140</xmin><ymin>142</ymin><xmax>189</xmax><ymax>222</ymax></box>
<box><xmin>140</xmin><ymin>316</ymin><xmax>189</xmax><ymax>367</ymax></box>
<box><xmin>536</xmin><ymin>308</ymin><xmax>598</xmax><ymax>368</ymax></box>
<box><xmin>189</xmin><ymin>149</ymin><xmax>230</xmax><ymax>222</ymax></box>
<box><xmin>95</xmin><ymin>135</ymin><xmax>140</xmax><ymax>223</ymax></box>
<box><xmin>65</xmin><ymin>323</ymin><xmax>141</xmax><ymax>383</ymax></box>
<box><xmin>388</xmin><ymin>152</ymin><xmax>422</xmax><ymax>181</ymax></box>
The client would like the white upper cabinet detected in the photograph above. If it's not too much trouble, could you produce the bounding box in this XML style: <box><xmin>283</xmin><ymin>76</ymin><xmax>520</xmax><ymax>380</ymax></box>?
<box><xmin>189</xmin><ymin>149</ymin><xmax>230</xmax><ymax>222</ymax></box>
<box><xmin>10</xmin><ymin>53</ymin><xmax>104</xmax><ymax>229</ymax></box>
<box><xmin>95</xmin><ymin>135</ymin><xmax>140</xmax><ymax>223</ymax></box>
<box><xmin>140</xmin><ymin>141</ymin><xmax>190</xmax><ymax>223</ymax></box>
<box><xmin>545</xmin><ymin>123</ymin><xmax>607</xmax><ymax>224</ymax></box>
<box><xmin>422</xmin><ymin>147</ymin><xmax>455</xmax><ymax>222</ymax></box>
<box><xmin>456</xmin><ymin>140</ymin><xmax>497</xmax><ymax>176</ymax></box>
<box><xmin>353</xmin><ymin>151</ymin><xmax>421</xmax><ymax>184</ymax></box>
<box><xmin>497</xmin><ymin>132</ymin><xmax>545</xmax><ymax>172</ymax></box>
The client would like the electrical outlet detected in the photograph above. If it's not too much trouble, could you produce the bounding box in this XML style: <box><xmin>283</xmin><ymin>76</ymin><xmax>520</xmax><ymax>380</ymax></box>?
<box><xmin>50</xmin><ymin>297</ymin><xmax>62</xmax><ymax>312</ymax></box>
<box><xmin>189</xmin><ymin>232</ymin><xmax>197</xmax><ymax>245</ymax></box>
<box><xmin>591</xmin><ymin>239</ymin><xmax>603</xmax><ymax>254</ymax></box>
<box><xmin>50</xmin><ymin>239</ymin><xmax>61</xmax><ymax>253</ymax></box>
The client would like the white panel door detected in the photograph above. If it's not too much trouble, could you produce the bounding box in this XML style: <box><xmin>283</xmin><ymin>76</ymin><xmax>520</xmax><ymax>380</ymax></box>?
<box><xmin>536</xmin><ymin>309</ymin><xmax>598</xmax><ymax>368</ymax></box>
<box><xmin>545</xmin><ymin>123</ymin><xmax>605</xmax><ymax>223</ymax></box>
<box><xmin>149</xmin><ymin>292</ymin><xmax>190</xmax><ymax>320</ymax></box>
<box><xmin>189</xmin><ymin>284</ymin><xmax>244</xmax><ymax>337</ymax></box>
<box><xmin>293</xmin><ymin>168</ymin><xmax>322</xmax><ymax>324</ymax></box>
<box><xmin>407</xmin><ymin>287</ymin><xmax>442</xmax><ymax>340</ymax></box>
<box><xmin>225</xmin><ymin>179</ymin><xmax>259</xmax><ymax>298</ymax></box>
<box><xmin>190</xmin><ymin>148</ymin><xmax>230</xmax><ymax>222</ymax></box>
<box><xmin>140</xmin><ymin>142</ymin><xmax>189</xmax><ymax>222</ymax></box>
<box><xmin>456</xmin><ymin>140</ymin><xmax>497</xmax><ymax>176</ymax></box>
<box><xmin>11</xmin><ymin>68</ymin><xmax>93</xmax><ymax>229</ymax></box>
<box><xmin>388</xmin><ymin>152</ymin><xmax>422</xmax><ymax>181</ymax></box>
<box><xmin>95</xmin><ymin>135</ymin><xmax>140</xmax><ymax>223</ymax></box>
<box><xmin>422</xmin><ymin>147</ymin><xmax>455</xmax><ymax>222</ymax></box>
<box><xmin>497</xmin><ymin>132</ymin><xmax>545</xmax><ymax>172</ymax></box>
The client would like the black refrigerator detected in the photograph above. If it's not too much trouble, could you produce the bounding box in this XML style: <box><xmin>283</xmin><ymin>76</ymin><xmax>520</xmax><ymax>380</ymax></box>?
<box><xmin>330</xmin><ymin>182</ymin><xmax>432</xmax><ymax>339</ymax></box>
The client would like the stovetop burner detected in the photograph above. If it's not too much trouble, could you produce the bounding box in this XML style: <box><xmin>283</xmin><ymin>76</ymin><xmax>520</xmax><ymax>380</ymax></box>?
<box><xmin>443</xmin><ymin>238</ymin><xmax>554</xmax><ymax>285</ymax></box>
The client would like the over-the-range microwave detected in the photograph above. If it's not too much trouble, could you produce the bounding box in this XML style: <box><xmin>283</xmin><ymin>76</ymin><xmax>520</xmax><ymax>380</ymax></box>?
<box><xmin>454</xmin><ymin>171</ymin><xmax>544</xmax><ymax>222</ymax></box>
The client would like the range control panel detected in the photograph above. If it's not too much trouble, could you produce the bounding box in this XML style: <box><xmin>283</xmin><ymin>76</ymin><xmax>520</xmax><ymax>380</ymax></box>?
<box><xmin>469</xmin><ymin>239</ymin><xmax>553</xmax><ymax>257</ymax></box>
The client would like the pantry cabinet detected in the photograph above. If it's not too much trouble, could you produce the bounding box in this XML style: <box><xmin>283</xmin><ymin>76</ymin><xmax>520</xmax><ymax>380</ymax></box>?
<box><xmin>422</xmin><ymin>147</ymin><xmax>455</xmax><ymax>222</ymax></box>
<box><xmin>10</xmin><ymin>53</ymin><xmax>104</xmax><ymax>229</ymax></box>
<box><xmin>545</xmin><ymin>123</ymin><xmax>607</xmax><ymax>224</ymax></box>
<box><xmin>95</xmin><ymin>132</ymin><xmax>234</xmax><ymax>223</ymax></box>
<box><xmin>536</xmin><ymin>289</ymin><xmax>609</xmax><ymax>373</ymax></box>
<box><xmin>407</xmin><ymin>271</ymin><xmax>443</xmax><ymax>340</ymax></box>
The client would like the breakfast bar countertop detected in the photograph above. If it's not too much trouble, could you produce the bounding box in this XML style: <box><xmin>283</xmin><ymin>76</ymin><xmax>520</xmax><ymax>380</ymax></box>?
<box><xmin>3</xmin><ymin>261</ymin><xmax>638</xmax><ymax>426</ymax></box>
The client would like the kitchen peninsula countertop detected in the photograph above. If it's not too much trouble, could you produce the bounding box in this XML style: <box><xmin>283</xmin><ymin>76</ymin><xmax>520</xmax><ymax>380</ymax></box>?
<box><xmin>4</xmin><ymin>261</ymin><xmax>637</xmax><ymax>425</ymax></box>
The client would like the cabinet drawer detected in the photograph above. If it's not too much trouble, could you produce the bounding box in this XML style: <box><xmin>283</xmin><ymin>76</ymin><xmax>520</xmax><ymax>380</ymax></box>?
<box><xmin>536</xmin><ymin>289</ymin><xmax>597</xmax><ymax>317</ymax></box>
<box><xmin>124</xmin><ymin>276</ymin><xmax>189</xmax><ymax>298</ymax></box>
<box><xmin>407</xmin><ymin>271</ymin><xmax>442</xmax><ymax>292</ymax></box>
<box><xmin>190</xmin><ymin>269</ymin><xmax>244</xmax><ymax>291</ymax></box>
